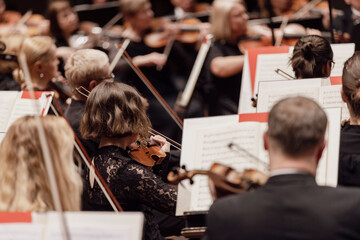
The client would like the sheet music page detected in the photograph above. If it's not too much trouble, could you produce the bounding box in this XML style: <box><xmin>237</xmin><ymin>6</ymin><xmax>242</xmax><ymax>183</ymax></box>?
<box><xmin>257</xmin><ymin>86</ymin><xmax>320</xmax><ymax>113</ymax></box>
<box><xmin>316</xmin><ymin>108</ymin><xmax>341</xmax><ymax>186</ymax></box>
<box><xmin>330</xmin><ymin>43</ymin><xmax>355</xmax><ymax>77</ymax></box>
<box><xmin>6</xmin><ymin>92</ymin><xmax>53</xmax><ymax>131</ymax></box>
<box><xmin>319</xmin><ymin>85</ymin><xmax>350</xmax><ymax>121</ymax></box>
<box><xmin>0</xmin><ymin>224</ymin><xmax>43</xmax><ymax>240</ymax></box>
<box><xmin>180</xmin><ymin>121</ymin><xmax>268</xmax><ymax>213</ymax></box>
<box><xmin>0</xmin><ymin>91</ymin><xmax>19</xmax><ymax>132</ymax></box>
<box><xmin>38</xmin><ymin>212</ymin><xmax>144</xmax><ymax>240</ymax></box>
<box><xmin>254</xmin><ymin>53</ymin><xmax>293</xmax><ymax>94</ymax></box>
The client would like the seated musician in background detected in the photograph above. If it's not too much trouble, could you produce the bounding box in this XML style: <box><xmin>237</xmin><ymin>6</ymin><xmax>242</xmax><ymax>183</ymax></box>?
<box><xmin>118</xmin><ymin>0</ymin><xmax>203</xmax><ymax>141</ymax></box>
<box><xmin>339</xmin><ymin>51</ymin><xmax>360</xmax><ymax>187</ymax></box>
<box><xmin>0</xmin><ymin>34</ymin><xmax>25</xmax><ymax>90</ymax></box>
<box><xmin>290</xmin><ymin>35</ymin><xmax>333</xmax><ymax>79</ymax></box>
<box><xmin>200</xmin><ymin>0</ymin><xmax>248</xmax><ymax>116</ymax></box>
<box><xmin>333</xmin><ymin>0</ymin><xmax>360</xmax><ymax>50</ymax></box>
<box><xmin>80</xmin><ymin>81</ymin><xmax>178</xmax><ymax>240</ymax></box>
<box><xmin>48</xmin><ymin>0</ymin><xmax>97</xmax><ymax>48</ymax></box>
<box><xmin>64</xmin><ymin>48</ymin><xmax>111</xmax><ymax>157</ymax></box>
<box><xmin>13</xmin><ymin>36</ymin><xmax>70</xmax><ymax>110</ymax></box>
<box><xmin>0</xmin><ymin>115</ymin><xmax>82</xmax><ymax>211</ymax></box>
<box><xmin>204</xmin><ymin>96</ymin><xmax>360</xmax><ymax>240</ymax></box>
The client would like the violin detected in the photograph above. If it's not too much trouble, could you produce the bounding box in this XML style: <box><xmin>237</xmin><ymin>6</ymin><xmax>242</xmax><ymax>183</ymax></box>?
<box><xmin>144</xmin><ymin>17</ymin><xmax>206</xmax><ymax>48</ymax></box>
<box><xmin>167</xmin><ymin>163</ymin><xmax>268</xmax><ymax>198</ymax></box>
<box><xmin>127</xmin><ymin>139</ymin><xmax>167</xmax><ymax>169</ymax></box>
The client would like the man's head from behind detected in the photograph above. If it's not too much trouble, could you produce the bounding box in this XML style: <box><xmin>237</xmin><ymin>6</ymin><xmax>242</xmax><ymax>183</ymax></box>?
<box><xmin>265</xmin><ymin>97</ymin><xmax>327</xmax><ymax>171</ymax></box>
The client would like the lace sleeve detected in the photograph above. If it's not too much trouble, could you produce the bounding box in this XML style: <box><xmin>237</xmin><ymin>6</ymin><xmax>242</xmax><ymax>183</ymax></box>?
<box><xmin>115</xmin><ymin>163</ymin><xmax>177</xmax><ymax>216</ymax></box>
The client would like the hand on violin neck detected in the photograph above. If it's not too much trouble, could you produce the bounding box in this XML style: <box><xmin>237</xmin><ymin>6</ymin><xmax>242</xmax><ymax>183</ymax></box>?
<box><xmin>133</xmin><ymin>52</ymin><xmax>166</xmax><ymax>67</ymax></box>
<box><xmin>150</xmin><ymin>135</ymin><xmax>170</xmax><ymax>153</ymax></box>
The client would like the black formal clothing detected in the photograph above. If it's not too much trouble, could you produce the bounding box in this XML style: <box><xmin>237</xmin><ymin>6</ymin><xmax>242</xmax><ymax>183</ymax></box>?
<box><xmin>338</xmin><ymin>122</ymin><xmax>360</xmax><ymax>187</ymax></box>
<box><xmin>82</xmin><ymin>145</ymin><xmax>177</xmax><ymax>240</ymax></box>
<box><xmin>64</xmin><ymin>99</ymin><xmax>99</xmax><ymax>157</ymax></box>
<box><xmin>200</xmin><ymin>40</ymin><xmax>242</xmax><ymax>116</ymax></box>
<box><xmin>0</xmin><ymin>73</ymin><xmax>21</xmax><ymax>91</ymax></box>
<box><xmin>204</xmin><ymin>173</ymin><xmax>360</xmax><ymax>240</ymax></box>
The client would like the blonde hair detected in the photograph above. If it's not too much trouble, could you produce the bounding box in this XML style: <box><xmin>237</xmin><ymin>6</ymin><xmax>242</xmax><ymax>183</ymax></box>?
<box><xmin>13</xmin><ymin>36</ymin><xmax>54</xmax><ymax>88</ymax></box>
<box><xmin>211</xmin><ymin>0</ymin><xmax>243</xmax><ymax>41</ymax></box>
<box><xmin>0</xmin><ymin>115</ymin><xmax>82</xmax><ymax>211</ymax></box>
<box><xmin>0</xmin><ymin>34</ymin><xmax>25</xmax><ymax>74</ymax></box>
<box><xmin>65</xmin><ymin>49</ymin><xmax>109</xmax><ymax>90</ymax></box>
<box><xmin>81</xmin><ymin>82</ymin><xmax>151</xmax><ymax>140</ymax></box>
<box><xmin>119</xmin><ymin>0</ymin><xmax>148</xmax><ymax>16</ymax></box>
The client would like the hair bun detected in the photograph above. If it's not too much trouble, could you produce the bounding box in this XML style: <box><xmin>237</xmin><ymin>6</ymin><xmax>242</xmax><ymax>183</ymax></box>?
<box><xmin>301</xmin><ymin>42</ymin><xmax>314</xmax><ymax>60</ymax></box>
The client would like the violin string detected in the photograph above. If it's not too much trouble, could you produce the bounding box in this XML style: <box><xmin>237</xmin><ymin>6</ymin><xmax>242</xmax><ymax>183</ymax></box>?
<box><xmin>20</xmin><ymin>54</ymin><xmax>70</xmax><ymax>240</ymax></box>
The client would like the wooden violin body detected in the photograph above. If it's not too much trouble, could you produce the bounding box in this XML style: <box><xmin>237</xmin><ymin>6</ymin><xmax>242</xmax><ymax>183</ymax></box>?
<box><xmin>127</xmin><ymin>139</ymin><xmax>166</xmax><ymax>168</ymax></box>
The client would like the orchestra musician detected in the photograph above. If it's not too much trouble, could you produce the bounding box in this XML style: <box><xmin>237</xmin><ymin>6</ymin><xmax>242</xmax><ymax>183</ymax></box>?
<box><xmin>118</xmin><ymin>0</ymin><xmax>204</xmax><ymax>141</ymax></box>
<box><xmin>80</xmin><ymin>81</ymin><xmax>178</xmax><ymax>240</ymax></box>
<box><xmin>290</xmin><ymin>35</ymin><xmax>334</xmax><ymax>79</ymax></box>
<box><xmin>339</xmin><ymin>51</ymin><xmax>360</xmax><ymax>187</ymax></box>
<box><xmin>0</xmin><ymin>115</ymin><xmax>82</xmax><ymax>211</ymax></box>
<box><xmin>64</xmin><ymin>48</ymin><xmax>111</xmax><ymax>157</ymax></box>
<box><xmin>200</xmin><ymin>0</ymin><xmax>249</xmax><ymax>116</ymax></box>
<box><xmin>204</xmin><ymin>96</ymin><xmax>360</xmax><ymax>240</ymax></box>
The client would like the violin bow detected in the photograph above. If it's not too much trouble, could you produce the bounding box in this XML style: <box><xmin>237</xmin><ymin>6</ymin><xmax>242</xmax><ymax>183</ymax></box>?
<box><xmin>109</xmin><ymin>38</ymin><xmax>130</xmax><ymax>72</ymax></box>
<box><xmin>175</xmin><ymin>34</ymin><xmax>213</xmax><ymax>114</ymax></box>
<box><xmin>149</xmin><ymin>127</ymin><xmax>182</xmax><ymax>150</ymax></box>
<box><xmin>119</xmin><ymin>45</ymin><xmax>184</xmax><ymax>130</ymax></box>
<box><xmin>50</xmin><ymin>100</ymin><xmax>123</xmax><ymax>212</ymax></box>
<box><xmin>19</xmin><ymin>53</ymin><xmax>71</xmax><ymax>240</ymax></box>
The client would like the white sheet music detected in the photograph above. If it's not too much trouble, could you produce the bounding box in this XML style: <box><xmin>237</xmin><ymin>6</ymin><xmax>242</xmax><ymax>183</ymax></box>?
<box><xmin>257</xmin><ymin>86</ymin><xmax>319</xmax><ymax>113</ymax></box>
<box><xmin>0</xmin><ymin>224</ymin><xmax>43</xmax><ymax>240</ymax></box>
<box><xmin>319</xmin><ymin>85</ymin><xmax>350</xmax><ymax>120</ymax></box>
<box><xmin>331</xmin><ymin>43</ymin><xmax>355</xmax><ymax>77</ymax></box>
<box><xmin>0</xmin><ymin>91</ymin><xmax>19</xmax><ymax>132</ymax></box>
<box><xmin>254</xmin><ymin>53</ymin><xmax>293</xmax><ymax>94</ymax></box>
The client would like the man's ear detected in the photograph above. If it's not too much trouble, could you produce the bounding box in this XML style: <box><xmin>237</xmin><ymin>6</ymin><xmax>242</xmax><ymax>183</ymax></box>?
<box><xmin>263</xmin><ymin>131</ymin><xmax>269</xmax><ymax>150</ymax></box>
<box><xmin>341</xmin><ymin>87</ymin><xmax>348</xmax><ymax>103</ymax></box>
<box><xmin>88</xmin><ymin>80</ymin><xmax>98</xmax><ymax>91</ymax></box>
<box><xmin>322</xmin><ymin>61</ymin><xmax>331</xmax><ymax>77</ymax></box>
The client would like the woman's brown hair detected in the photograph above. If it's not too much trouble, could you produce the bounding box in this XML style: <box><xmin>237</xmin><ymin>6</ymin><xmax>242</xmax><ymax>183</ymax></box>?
<box><xmin>342</xmin><ymin>51</ymin><xmax>360</xmax><ymax>117</ymax></box>
<box><xmin>290</xmin><ymin>35</ymin><xmax>333</xmax><ymax>79</ymax></box>
<box><xmin>80</xmin><ymin>81</ymin><xmax>151</xmax><ymax>140</ymax></box>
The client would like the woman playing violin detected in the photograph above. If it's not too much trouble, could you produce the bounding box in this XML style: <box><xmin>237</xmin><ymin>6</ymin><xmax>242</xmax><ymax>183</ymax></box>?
<box><xmin>200</xmin><ymin>0</ymin><xmax>249</xmax><ymax>116</ymax></box>
<box><xmin>80</xmin><ymin>81</ymin><xmax>177</xmax><ymax>240</ymax></box>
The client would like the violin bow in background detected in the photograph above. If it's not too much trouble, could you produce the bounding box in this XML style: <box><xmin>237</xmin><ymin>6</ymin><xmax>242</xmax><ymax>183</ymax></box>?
<box><xmin>118</xmin><ymin>44</ymin><xmax>184</xmax><ymax>130</ymax></box>
<box><xmin>19</xmin><ymin>53</ymin><xmax>70</xmax><ymax>240</ymax></box>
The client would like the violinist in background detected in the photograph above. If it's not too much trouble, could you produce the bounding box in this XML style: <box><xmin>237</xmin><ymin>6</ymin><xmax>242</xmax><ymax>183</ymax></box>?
<box><xmin>80</xmin><ymin>81</ymin><xmax>178</xmax><ymax>240</ymax></box>
<box><xmin>0</xmin><ymin>34</ymin><xmax>25</xmax><ymax>91</ymax></box>
<box><xmin>290</xmin><ymin>35</ymin><xmax>333</xmax><ymax>79</ymax></box>
<box><xmin>0</xmin><ymin>115</ymin><xmax>83</xmax><ymax>211</ymax></box>
<box><xmin>200</xmin><ymin>0</ymin><xmax>248</xmax><ymax>116</ymax></box>
<box><xmin>118</xmin><ymin>0</ymin><xmax>203</xmax><ymax>141</ymax></box>
<box><xmin>204</xmin><ymin>96</ymin><xmax>360</xmax><ymax>240</ymax></box>
<box><xmin>339</xmin><ymin>51</ymin><xmax>360</xmax><ymax>187</ymax></box>
<box><xmin>169</xmin><ymin>0</ymin><xmax>211</xmax><ymax>20</ymax></box>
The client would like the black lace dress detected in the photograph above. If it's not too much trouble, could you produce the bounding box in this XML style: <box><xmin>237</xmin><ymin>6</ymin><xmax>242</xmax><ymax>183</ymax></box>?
<box><xmin>82</xmin><ymin>145</ymin><xmax>177</xmax><ymax>240</ymax></box>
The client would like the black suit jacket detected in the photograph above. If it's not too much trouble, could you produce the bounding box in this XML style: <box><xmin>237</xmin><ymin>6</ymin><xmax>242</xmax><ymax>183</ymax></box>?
<box><xmin>204</xmin><ymin>174</ymin><xmax>360</xmax><ymax>240</ymax></box>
